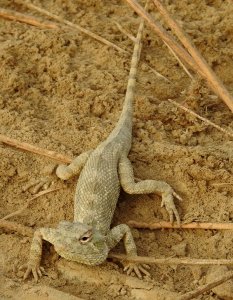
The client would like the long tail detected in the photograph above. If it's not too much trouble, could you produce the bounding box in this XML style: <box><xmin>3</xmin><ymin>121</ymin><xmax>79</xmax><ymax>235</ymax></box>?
<box><xmin>119</xmin><ymin>13</ymin><xmax>145</xmax><ymax>127</ymax></box>
<box><xmin>109</xmin><ymin>6</ymin><xmax>146</xmax><ymax>144</ymax></box>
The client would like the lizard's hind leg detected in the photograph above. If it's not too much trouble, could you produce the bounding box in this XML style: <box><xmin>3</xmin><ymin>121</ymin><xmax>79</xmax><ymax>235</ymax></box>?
<box><xmin>56</xmin><ymin>150</ymin><xmax>92</xmax><ymax>180</ymax></box>
<box><xmin>118</xmin><ymin>154</ymin><xmax>181</xmax><ymax>224</ymax></box>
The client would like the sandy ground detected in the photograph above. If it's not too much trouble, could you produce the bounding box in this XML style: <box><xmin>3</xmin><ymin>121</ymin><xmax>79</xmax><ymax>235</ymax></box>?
<box><xmin>0</xmin><ymin>0</ymin><xmax>233</xmax><ymax>299</ymax></box>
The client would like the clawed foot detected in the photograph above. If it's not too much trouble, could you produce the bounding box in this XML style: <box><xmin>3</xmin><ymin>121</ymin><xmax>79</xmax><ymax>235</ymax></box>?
<box><xmin>22</xmin><ymin>176</ymin><xmax>54</xmax><ymax>194</ymax></box>
<box><xmin>161</xmin><ymin>189</ymin><xmax>182</xmax><ymax>224</ymax></box>
<box><xmin>123</xmin><ymin>262</ymin><xmax>150</xmax><ymax>279</ymax></box>
<box><xmin>20</xmin><ymin>263</ymin><xmax>45</xmax><ymax>282</ymax></box>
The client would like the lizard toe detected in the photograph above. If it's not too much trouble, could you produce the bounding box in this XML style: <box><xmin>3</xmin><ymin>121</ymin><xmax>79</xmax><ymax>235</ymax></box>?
<box><xmin>22</xmin><ymin>263</ymin><xmax>45</xmax><ymax>282</ymax></box>
<box><xmin>124</xmin><ymin>262</ymin><xmax>150</xmax><ymax>279</ymax></box>
<box><xmin>138</xmin><ymin>264</ymin><xmax>150</xmax><ymax>277</ymax></box>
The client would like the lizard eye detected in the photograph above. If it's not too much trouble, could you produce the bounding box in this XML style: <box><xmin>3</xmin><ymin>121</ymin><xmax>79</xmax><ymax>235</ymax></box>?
<box><xmin>79</xmin><ymin>230</ymin><xmax>92</xmax><ymax>244</ymax></box>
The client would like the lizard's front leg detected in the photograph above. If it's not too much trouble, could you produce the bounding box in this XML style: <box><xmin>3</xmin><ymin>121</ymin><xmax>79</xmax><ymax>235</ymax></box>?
<box><xmin>106</xmin><ymin>224</ymin><xmax>150</xmax><ymax>278</ymax></box>
<box><xmin>23</xmin><ymin>227</ymin><xmax>60</xmax><ymax>282</ymax></box>
<box><xmin>119</xmin><ymin>154</ymin><xmax>181</xmax><ymax>224</ymax></box>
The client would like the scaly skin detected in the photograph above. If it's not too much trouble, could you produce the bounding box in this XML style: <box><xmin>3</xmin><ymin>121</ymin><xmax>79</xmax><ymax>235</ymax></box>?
<box><xmin>23</xmin><ymin>12</ymin><xmax>180</xmax><ymax>282</ymax></box>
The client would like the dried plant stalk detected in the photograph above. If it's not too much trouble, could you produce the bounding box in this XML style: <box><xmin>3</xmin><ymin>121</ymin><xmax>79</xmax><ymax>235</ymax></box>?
<box><xmin>152</xmin><ymin>0</ymin><xmax>233</xmax><ymax>113</ymax></box>
<box><xmin>0</xmin><ymin>134</ymin><xmax>72</xmax><ymax>163</ymax></box>
<box><xmin>164</xmin><ymin>41</ymin><xmax>193</xmax><ymax>79</ymax></box>
<box><xmin>169</xmin><ymin>99</ymin><xmax>233</xmax><ymax>139</ymax></box>
<box><xmin>124</xmin><ymin>0</ymin><xmax>202</xmax><ymax>74</ymax></box>
<box><xmin>128</xmin><ymin>220</ymin><xmax>233</xmax><ymax>230</ymax></box>
<box><xmin>0</xmin><ymin>7</ymin><xmax>59</xmax><ymax>29</ymax></box>
<box><xmin>114</xmin><ymin>21</ymin><xmax>137</xmax><ymax>43</ymax></box>
<box><xmin>109</xmin><ymin>253</ymin><xmax>233</xmax><ymax>266</ymax></box>
<box><xmin>2</xmin><ymin>187</ymin><xmax>63</xmax><ymax>220</ymax></box>
<box><xmin>125</xmin><ymin>0</ymin><xmax>233</xmax><ymax>112</ymax></box>
<box><xmin>15</xmin><ymin>0</ymin><xmax>126</xmax><ymax>53</ymax></box>
<box><xmin>179</xmin><ymin>271</ymin><xmax>233</xmax><ymax>300</ymax></box>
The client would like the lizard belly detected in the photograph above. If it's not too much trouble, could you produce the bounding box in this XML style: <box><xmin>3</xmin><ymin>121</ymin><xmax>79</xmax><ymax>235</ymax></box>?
<box><xmin>73</xmin><ymin>148</ymin><xmax>120</xmax><ymax>233</ymax></box>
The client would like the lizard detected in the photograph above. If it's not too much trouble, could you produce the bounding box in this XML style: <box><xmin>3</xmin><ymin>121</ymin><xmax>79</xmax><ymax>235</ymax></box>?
<box><xmin>23</xmin><ymin>13</ymin><xmax>181</xmax><ymax>282</ymax></box>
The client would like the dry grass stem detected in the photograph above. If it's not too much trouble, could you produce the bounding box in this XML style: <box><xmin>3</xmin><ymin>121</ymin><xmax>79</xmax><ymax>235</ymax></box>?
<box><xmin>128</xmin><ymin>220</ymin><xmax>233</xmax><ymax>230</ymax></box>
<box><xmin>145</xmin><ymin>62</ymin><xmax>171</xmax><ymax>82</ymax></box>
<box><xmin>109</xmin><ymin>253</ymin><xmax>233</xmax><ymax>266</ymax></box>
<box><xmin>169</xmin><ymin>99</ymin><xmax>233</xmax><ymax>139</ymax></box>
<box><xmin>3</xmin><ymin>3</ymin><xmax>169</xmax><ymax>84</ymax></box>
<box><xmin>179</xmin><ymin>271</ymin><xmax>233</xmax><ymax>300</ymax></box>
<box><xmin>0</xmin><ymin>219</ymin><xmax>33</xmax><ymax>237</ymax></box>
<box><xmin>0</xmin><ymin>7</ymin><xmax>59</xmax><ymax>29</ymax></box>
<box><xmin>124</xmin><ymin>0</ymin><xmax>203</xmax><ymax>75</ymax></box>
<box><xmin>0</xmin><ymin>134</ymin><xmax>72</xmax><ymax>163</ymax></box>
<box><xmin>124</xmin><ymin>0</ymin><xmax>233</xmax><ymax>112</ymax></box>
<box><xmin>8</xmin><ymin>1</ymin><xmax>168</xmax><ymax>86</ymax></box>
<box><xmin>13</xmin><ymin>0</ymin><xmax>192</xmax><ymax>85</ymax></box>
<box><xmin>114</xmin><ymin>20</ymin><xmax>137</xmax><ymax>42</ymax></box>
<box><xmin>152</xmin><ymin>0</ymin><xmax>233</xmax><ymax>112</ymax></box>
<box><xmin>2</xmin><ymin>187</ymin><xmax>63</xmax><ymax>221</ymax></box>
<box><xmin>15</xmin><ymin>0</ymin><xmax>126</xmax><ymax>54</ymax></box>
<box><xmin>114</xmin><ymin>20</ymin><xmax>170</xmax><ymax>82</ymax></box>
<box><xmin>164</xmin><ymin>41</ymin><xmax>193</xmax><ymax>79</ymax></box>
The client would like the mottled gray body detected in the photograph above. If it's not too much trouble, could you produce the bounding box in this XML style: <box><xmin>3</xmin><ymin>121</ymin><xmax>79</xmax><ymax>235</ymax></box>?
<box><xmin>74</xmin><ymin>105</ymin><xmax>132</xmax><ymax>233</ymax></box>
<box><xmin>75</xmin><ymin>145</ymin><xmax>121</xmax><ymax>233</ymax></box>
<box><xmin>23</xmin><ymin>12</ymin><xmax>180</xmax><ymax>282</ymax></box>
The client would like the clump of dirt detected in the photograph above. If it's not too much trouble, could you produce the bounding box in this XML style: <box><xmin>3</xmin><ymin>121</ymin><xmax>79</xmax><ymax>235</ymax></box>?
<box><xmin>0</xmin><ymin>0</ymin><xmax>233</xmax><ymax>299</ymax></box>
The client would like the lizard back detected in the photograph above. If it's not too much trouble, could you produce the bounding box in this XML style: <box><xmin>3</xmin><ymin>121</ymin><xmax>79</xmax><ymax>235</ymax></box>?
<box><xmin>73</xmin><ymin>141</ymin><xmax>123</xmax><ymax>233</ymax></box>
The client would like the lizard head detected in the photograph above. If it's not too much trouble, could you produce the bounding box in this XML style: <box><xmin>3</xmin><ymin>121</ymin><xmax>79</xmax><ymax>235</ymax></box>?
<box><xmin>51</xmin><ymin>221</ymin><xmax>109</xmax><ymax>265</ymax></box>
